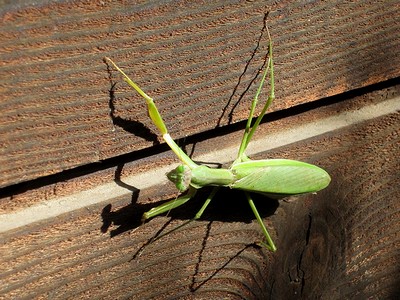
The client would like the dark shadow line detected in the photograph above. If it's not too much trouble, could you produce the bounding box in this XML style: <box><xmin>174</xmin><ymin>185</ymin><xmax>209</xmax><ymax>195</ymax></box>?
<box><xmin>114</xmin><ymin>164</ymin><xmax>137</xmax><ymax>192</ymax></box>
<box><xmin>299</xmin><ymin>214</ymin><xmax>313</xmax><ymax>296</ymax></box>
<box><xmin>191</xmin><ymin>243</ymin><xmax>260</xmax><ymax>292</ymax></box>
<box><xmin>190</xmin><ymin>221</ymin><xmax>212</xmax><ymax>292</ymax></box>
<box><xmin>100</xmin><ymin>162</ymin><xmax>141</xmax><ymax>235</ymax></box>
<box><xmin>217</xmin><ymin>12</ymin><xmax>270</xmax><ymax>127</ymax></box>
<box><xmin>130</xmin><ymin>219</ymin><xmax>174</xmax><ymax>261</ymax></box>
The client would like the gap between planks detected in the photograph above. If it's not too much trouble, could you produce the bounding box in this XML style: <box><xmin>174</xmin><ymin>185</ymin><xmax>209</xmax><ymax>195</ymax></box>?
<box><xmin>0</xmin><ymin>96</ymin><xmax>399</xmax><ymax>233</ymax></box>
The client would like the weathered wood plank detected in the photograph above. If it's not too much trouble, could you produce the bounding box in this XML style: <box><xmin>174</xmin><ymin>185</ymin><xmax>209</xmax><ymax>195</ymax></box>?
<box><xmin>0</xmin><ymin>0</ymin><xmax>399</xmax><ymax>188</ymax></box>
<box><xmin>1</xmin><ymin>84</ymin><xmax>398</xmax><ymax>223</ymax></box>
<box><xmin>1</xmin><ymin>86</ymin><xmax>399</xmax><ymax>299</ymax></box>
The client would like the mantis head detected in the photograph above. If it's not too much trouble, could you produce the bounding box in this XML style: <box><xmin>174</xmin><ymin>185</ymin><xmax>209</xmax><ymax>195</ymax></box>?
<box><xmin>166</xmin><ymin>165</ymin><xmax>192</xmax><ymax>192</ymax></box>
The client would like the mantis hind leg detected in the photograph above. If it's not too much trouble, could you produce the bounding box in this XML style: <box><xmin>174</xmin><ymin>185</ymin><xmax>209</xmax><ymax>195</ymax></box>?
<box><xmin>245</xmin><ymin>192</ymin><xmax>277</xmax><ymax>252</ymax></box>
<box><xmin>236</xmin><ymin>20</ymin><xmax>275</xmax><ymax>162</ymax></box>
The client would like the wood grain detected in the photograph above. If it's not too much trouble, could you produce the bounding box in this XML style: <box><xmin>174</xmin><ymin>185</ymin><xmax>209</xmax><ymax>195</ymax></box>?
<box><xmin>1</xmin><ymin>0</ymin><xmax>399</xmax><ymax>188</ymax></box>
<box><xmin>1</xmin><ymin>89</ymin><xmax>399</xmax><ymax>299</ymax></box>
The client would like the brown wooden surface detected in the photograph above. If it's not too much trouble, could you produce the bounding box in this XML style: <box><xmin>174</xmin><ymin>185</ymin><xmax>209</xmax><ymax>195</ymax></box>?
<box><xmin>1</xmin><ymin>86</ymin><xmax>399</xmax><ymax>299</ymax></box>
<box><xmin>1</xmin><ymin>0</ymin><xmax>399</xmax><ymax>188</ymax></box>
<box><xmin>1</xmin><ymin>1</ymin><xmax>400</xmax><ymax>299</ymax></box>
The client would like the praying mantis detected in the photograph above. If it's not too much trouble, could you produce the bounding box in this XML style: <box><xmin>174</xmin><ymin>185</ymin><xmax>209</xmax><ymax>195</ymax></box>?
<box><xmin>104</xmin><ymin>23</ymin><xmax>331</xmax><ymax>252</ymax></box>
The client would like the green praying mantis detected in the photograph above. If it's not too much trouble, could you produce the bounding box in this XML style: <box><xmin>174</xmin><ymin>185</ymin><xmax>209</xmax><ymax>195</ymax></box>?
<box><xmin>104</xmin><ymin>24</ymin><xmax>331</xmax><ymax>252</ymax></box>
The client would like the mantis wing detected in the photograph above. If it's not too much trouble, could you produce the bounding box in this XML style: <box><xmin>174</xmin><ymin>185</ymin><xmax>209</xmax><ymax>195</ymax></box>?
<box><xmin>231</xmin><ymin>159</ymin><xmax>330</xmax><ymax>197</ymax></box>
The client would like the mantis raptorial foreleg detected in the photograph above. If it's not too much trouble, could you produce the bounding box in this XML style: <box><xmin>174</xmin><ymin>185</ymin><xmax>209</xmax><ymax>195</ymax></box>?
<box><xmin>141</xmin><ymin>187</ymin><xmax>198</xmax><ymax>222</ymax></box>
<box><xmin>146</xmin><ymin>187</ymin><xmax>220</xmax><ymax>243</ymax></box>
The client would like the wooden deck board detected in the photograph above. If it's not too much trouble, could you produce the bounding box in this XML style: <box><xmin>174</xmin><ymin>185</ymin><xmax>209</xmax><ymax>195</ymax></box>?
<box><xmin>1</xmin><ymin>84</ymin><xmax>399</xmax><ymax>299</ymax></box>
<box><xmin>1</xmin><ymin>1</ymin><xmax>400</xmax><ymax>298</ymax></box>
<box><xmin>1</xmin><ymin>0</ymin><xmax>399</xmax><ymax>187</ymax></box>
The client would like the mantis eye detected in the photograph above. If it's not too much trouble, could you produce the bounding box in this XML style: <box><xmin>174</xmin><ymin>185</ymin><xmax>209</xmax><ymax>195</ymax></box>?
<box><xmin>166</xmin><ymin>165</ymin><xmax>192</xmax><ymax>192</ymax></box>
